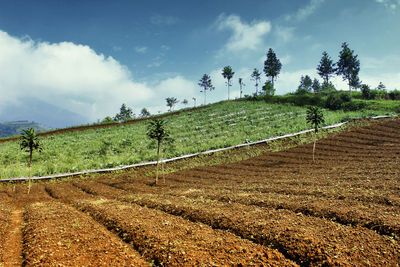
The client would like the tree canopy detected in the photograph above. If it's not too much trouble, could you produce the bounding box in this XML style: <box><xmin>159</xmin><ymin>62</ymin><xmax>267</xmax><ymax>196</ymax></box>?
<box><xmin>317</xmin><ymin>51</ymin><xmax>336</xmax><ymax>84</ymax></box>
<box><xmin>166</xmin><ymin>97</ymin><xmax>178</xmax><ymax>111</ymax></box>
<box><xmin>336</xmin><ymin>42</ymin><xmax>360</xmax><ymax>96</ymax></box>
<box><xmin>251</xmin><ymin>68</ymin><xmax>261</xmax><ymax>95</ymax></box>
<box><xmin>198</xmin><ymin>74</ymin><xmax>214</xmax><ymax>105</ymax></box>
<box><xmin>114</xmin><ymin>104</ymin><xmax>134</xmax><ymax>122</ymax></box>
<box><xmin>222</xmin><ymin>66</ymin><xmax>234</xmax><ymax>100</ymax></box>
<box><xmin>263</xmin><ymin>48</ymin><xmax>282</xmax><ymax>88</ymax></box>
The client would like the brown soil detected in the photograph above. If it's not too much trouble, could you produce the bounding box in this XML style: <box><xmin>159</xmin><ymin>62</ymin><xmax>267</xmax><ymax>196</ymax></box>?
<box><xmin>23</xmin><ymin>201</ymin><xmax>147</xmax><ymax>266</ymax></box>
<box><xmin>0</xmin><ymin>118</ymin><xmax>399</xmax><ymax>266</ymax></box>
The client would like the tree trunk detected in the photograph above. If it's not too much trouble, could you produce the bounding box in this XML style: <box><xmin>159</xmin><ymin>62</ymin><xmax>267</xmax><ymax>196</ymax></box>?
<box><xmin>349</xmin><ymin>81</ymin><xmax>352</xmax><ymax>97</ymax></box>
<box><xmin>160</xmin><ymin>144</ymin><xmax>165</xmax><ymax>184</ymax></box>
<box><xmin>228</xmin><ymin>83</ymin><xmax>230</xmax><ymax>100</ymax></box>
<box><xmin>271</xmin><ymin>77</ymin><xmax>275</xmax><ymax>89</ymax></box>
<box><xmin>204</xmin><ymin>89</ymin><xmax>206</xmax><ymax>105</ymax></box>
<box><xmin>312</xmin><ymin>133</ymin><xmax>316</xmax><ymax>163</ymax></box>
<box><xmin>155</xmin><ymin>141</ymin><xmax>160</xmax><ymax>185</ymax></box>
<box><xmin>28</xmin><ymin>150</ymin><xmax>32</xmax><ymax>194</ymax></box>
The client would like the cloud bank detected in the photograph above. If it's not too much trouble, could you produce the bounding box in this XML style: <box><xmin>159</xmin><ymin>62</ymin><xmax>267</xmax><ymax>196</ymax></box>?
<box><xmin>0</xmin><ymin>30</ymin><xmax>196</xmax><ymax>124</ymax></box>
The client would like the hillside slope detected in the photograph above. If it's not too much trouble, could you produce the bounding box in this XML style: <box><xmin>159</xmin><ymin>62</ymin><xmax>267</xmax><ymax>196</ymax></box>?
<box><xmin>0</xmin><ymin>100</ymin><xmax>393</xmax><ymax>178</ymax></box>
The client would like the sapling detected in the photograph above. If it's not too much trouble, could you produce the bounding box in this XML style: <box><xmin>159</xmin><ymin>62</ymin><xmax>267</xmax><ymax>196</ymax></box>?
<box><xmin>306</xmin><ymin>106</ymin><xmax>325</xmax><ymax>163</ymax></box>
<box><xmin>146</xmin><ymin>119</ymin><xmax>170</xmax><ymax>184</ymax></box>
<box><xmin>20</xmin><ymin>128</ymin><xmax>43</xmax><ymax>194</ymax></box>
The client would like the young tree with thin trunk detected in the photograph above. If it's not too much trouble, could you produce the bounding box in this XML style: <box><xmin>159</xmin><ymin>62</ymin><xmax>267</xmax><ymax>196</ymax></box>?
<box><xmin>222</xmin><ymin>66</ymin><xmax>234</xmax><ymax>100</ymax></box>
<box><xmin>317</xmin><ymin>51</ymin><xmax>336</xmax><ymax>84</ymax></box>
<box><xmin>146</xmin><ymin>119</ymin><xmax>170</xmax><ymax>185</ymax></box>
<box><xmin>264</xmin><ymin>48</ymin><xmax>282</xmax><ymax>89</ymax></box>
<box><xmin>20</xmin><ymin>128</ymin><xmax>43</xmax><ymax>194</ymax></box>
<box><xmin>251</xmin><ymin>68</ymin><xmax>261</xmax><ymax>95</ymax></box>
<box><xmin>166</xmin><ymin>97</ymin><xmax>178</xmax><ymax>111</ymax></box>
<box><xmin>198</xmin><ymin>74</ymin><xmax>214</xmax><ymax>105</ymax></box>
<box><xmin>336</xmin><ymin>42</ymin><xmax>360</xmax><ymax>97</ymax></box>
<box><xmin>192</xmin><ymin>97</ymin><xmax>196</xmax><ymax>107</ymax></box>
<box><xmin>238</xmin><ymin>78</ymin><xmax>245</xmax><ymax>98</ymax></box>
<box><xmin>139</xmin><ymin>108</ymin><xmax>151</xmax><ymax>117</ymax></box>
<box><xmin>306</xmin><ymin>106</ymin><xmax>325</xmax><ymax>163</ymax></box>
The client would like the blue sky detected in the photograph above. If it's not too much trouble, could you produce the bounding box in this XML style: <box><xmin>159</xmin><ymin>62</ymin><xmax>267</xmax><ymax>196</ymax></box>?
<box><xmin>0</xmin><ymin>0</ymin><xmax>399</xmax><ymax>127</ymax></box>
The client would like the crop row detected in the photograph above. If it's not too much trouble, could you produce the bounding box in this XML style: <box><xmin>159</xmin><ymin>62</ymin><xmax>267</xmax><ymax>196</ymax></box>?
<box><xmin>23</xmin><ymin>201</ymin><xmax>147</xmax><ymax>266</ymax></box>
<box><xmin>45</xmin><ymin>183</ymin><xmax>294</xmax><ymax>266</ymax></box>
<box><xmin>70</xmin><ymin>180</ymin><xmax>400</xmax><ymax>266</ymax></box>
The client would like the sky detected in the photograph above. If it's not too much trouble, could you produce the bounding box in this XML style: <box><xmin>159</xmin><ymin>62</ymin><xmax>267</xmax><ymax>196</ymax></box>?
<box><xmin>0</xmin><ymin>0</ymin><xmax>399</xmax><ymax>127</ymax></box>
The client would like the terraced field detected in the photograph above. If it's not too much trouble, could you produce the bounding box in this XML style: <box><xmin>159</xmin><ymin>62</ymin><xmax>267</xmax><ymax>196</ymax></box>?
<box><xmin>0</xmin><ymin>118</ymin><xmax>399</xmax><ymax>266</ymax></box>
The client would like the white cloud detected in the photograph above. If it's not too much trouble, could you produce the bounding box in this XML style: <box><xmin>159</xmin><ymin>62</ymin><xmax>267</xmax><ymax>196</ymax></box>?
<box><xmin>150</xmin><ymin>15</ymin><xmax>179</xmax><ymax>25</ymax></box>
<box><xmin>375</xmin><ymin>0</ymin><xmax>400</xmax><ymax>10</ymax></box>
<box><xmin>275</xmin><ymin>26</ymin><xmax>294</xmax><ymax>44</ymax></box>
<box><xmin>0</xmin><ymin>30</ymin><xmax>196</xmax><ymax>122</ymax></box>
<box><xmin>216</xmin><ymin>14</ymin><xmax>271</xmax><ymax>52</ymax></box>
<box><xmin>135</xmin><ymin>46</ymin><xmax>148</xmax><ymax>54</ymax></box>
<box><xmin>285</xmin><ymin>0</ymin><xmax>325</xmax><ymax>22</ymax></box>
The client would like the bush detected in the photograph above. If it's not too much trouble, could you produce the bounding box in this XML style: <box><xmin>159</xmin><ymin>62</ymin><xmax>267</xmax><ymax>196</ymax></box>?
<box><xmin>343</xmin><ymin>101</ymin><xmax>366</xmax><ymax>111</ymax></box>
<box><xmin>325</xmin><ymin>93</ymin><xmax>343</xmax><ymax>110</ymax></box>
<box><xmin>340</xmin><ymin>93</ymin><xmax>351</xmax><ymax>103</ymax></box>
<box><xmin>388</xmin><ymin>90</ymin><xmax>400</xmax><ymax>100</ymax></box>
<box><xmin>361</xmin><ymin>84</ymin><xmax>378</xmax><ymax>100</ymax></box>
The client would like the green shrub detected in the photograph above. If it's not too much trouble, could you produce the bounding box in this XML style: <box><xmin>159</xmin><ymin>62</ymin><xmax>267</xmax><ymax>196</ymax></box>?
<box><xmin>343</xmin><ymin>101</ymin><xmax>366</xmax><ymax>111</ymax></box>
<box><xmin>388</xmin><ymin>90</ymin><xmax>400</xmax><ymax>100</ymax></box>
<box><xmin>325</xmin><ymin>93</ymin><xmax>343</xmax><ymax>110</ymax></box>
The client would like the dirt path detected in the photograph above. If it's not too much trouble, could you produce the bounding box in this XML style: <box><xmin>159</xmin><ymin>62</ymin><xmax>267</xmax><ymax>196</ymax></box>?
<box><xmin>2</xmin><ymin>207</ymin><xmax>23</xmax><ymax>266</ymax></box>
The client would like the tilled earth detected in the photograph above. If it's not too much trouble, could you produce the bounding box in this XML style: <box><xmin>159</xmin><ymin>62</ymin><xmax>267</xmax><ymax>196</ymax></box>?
<box><xmin>0</xmin><ymin>118</ymin><xmax>399</xmax><ymax>266</ymax></box>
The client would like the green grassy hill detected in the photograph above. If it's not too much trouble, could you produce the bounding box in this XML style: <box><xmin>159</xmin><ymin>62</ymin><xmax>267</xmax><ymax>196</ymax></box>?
<box><xmin>0</xmin><ymin>121</ymin><xmax>49</xmax><ymax>138</ymax></box>
<box><xmin>0</xmin><ymin>99</ymin><xmax>394</xmax><ymax>178</ymax></box>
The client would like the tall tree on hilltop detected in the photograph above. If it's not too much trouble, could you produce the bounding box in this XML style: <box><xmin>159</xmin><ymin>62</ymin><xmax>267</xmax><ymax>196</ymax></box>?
<box><xmin>238</xmin><ymin>78</ymin><xmax>245</xmax><ymax>98</ymax></box>
<box><xmin>198</xmin><ymin>74</ymin><xmax>215</xmax><ymax>105</ymax></box>
<box><xmin>222</xmin><ymin>66</ymin><xmax>234</xmax><ymax>100</ymax></box>
<box><xmin>336</xmin><ymin>42</ymin><xmax>360</xmax><ymax>97</ymax></box>
<box><xmin>251</xmin><ymin>68</ymin><xmax>261</xmax><ymax>95</ymax></box>
<box><xmin>114</xmin><ymin>103</ymin><xmax>134</xmax><ymax>122</ymax></box>
<box><xmin>312</xmin><ymin>78</ymin><xmax>321</xmax><ymax>93</ymax></box>
<box><xmin>264</xmin><ymin>48</ymin><xmax>282</xmax><ymax>89</ymax></box>
<box><xmin>317</xmin><ymin>51</ymin><xmax>336</xmax><ymax>84</ymax></box>
<box><xmin>166</xmin><ymin>97</ymin><xmax>178</xmax><ymax>111</ymax></box>
<box><xmin>297</xmin><ymin>75</ymin><xmax>313</xmax><ymax>93</ymax></box>
<box><xmin>306</xmin><ymin>106</ymin><xmax>325</xmax><ymax>163</ymax></box>
<box><xmin>20</xmin><ymin>128</ymin><xmax>43</xmax><ymax>194</ymax></box>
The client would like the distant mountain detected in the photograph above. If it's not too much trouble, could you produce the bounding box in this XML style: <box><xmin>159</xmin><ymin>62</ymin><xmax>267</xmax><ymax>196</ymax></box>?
<box><xmin>0</xmin><ymin>121</ymin><xmax>50</xmax><ymax>138</ymax></box>
<box><xmin>0</xmin><ymin>97</ymin><xmax>89</xmax><ymax>129</ymax></box>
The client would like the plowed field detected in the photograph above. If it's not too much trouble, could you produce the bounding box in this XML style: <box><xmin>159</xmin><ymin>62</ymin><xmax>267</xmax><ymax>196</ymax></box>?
<box><xmin>0</xmin><ymin>118</ymin><xmax>399</xmax><ymax>266</ymax></box>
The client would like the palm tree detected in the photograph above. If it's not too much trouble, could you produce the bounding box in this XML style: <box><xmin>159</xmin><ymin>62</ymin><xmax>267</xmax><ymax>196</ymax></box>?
<box><xmin>306</xmin><ymin>106</ymin><xmax>325</xmax><ymax>163</ymax></box>
<box><xmin>20</xmin><ymin>128</ymin><xmax>43</xmax><ymax>194</ymax></box>
<box><xmin>146</xmin><ymin>119</ymin><xmax>170</xmax><ymax>184</ymax></box>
